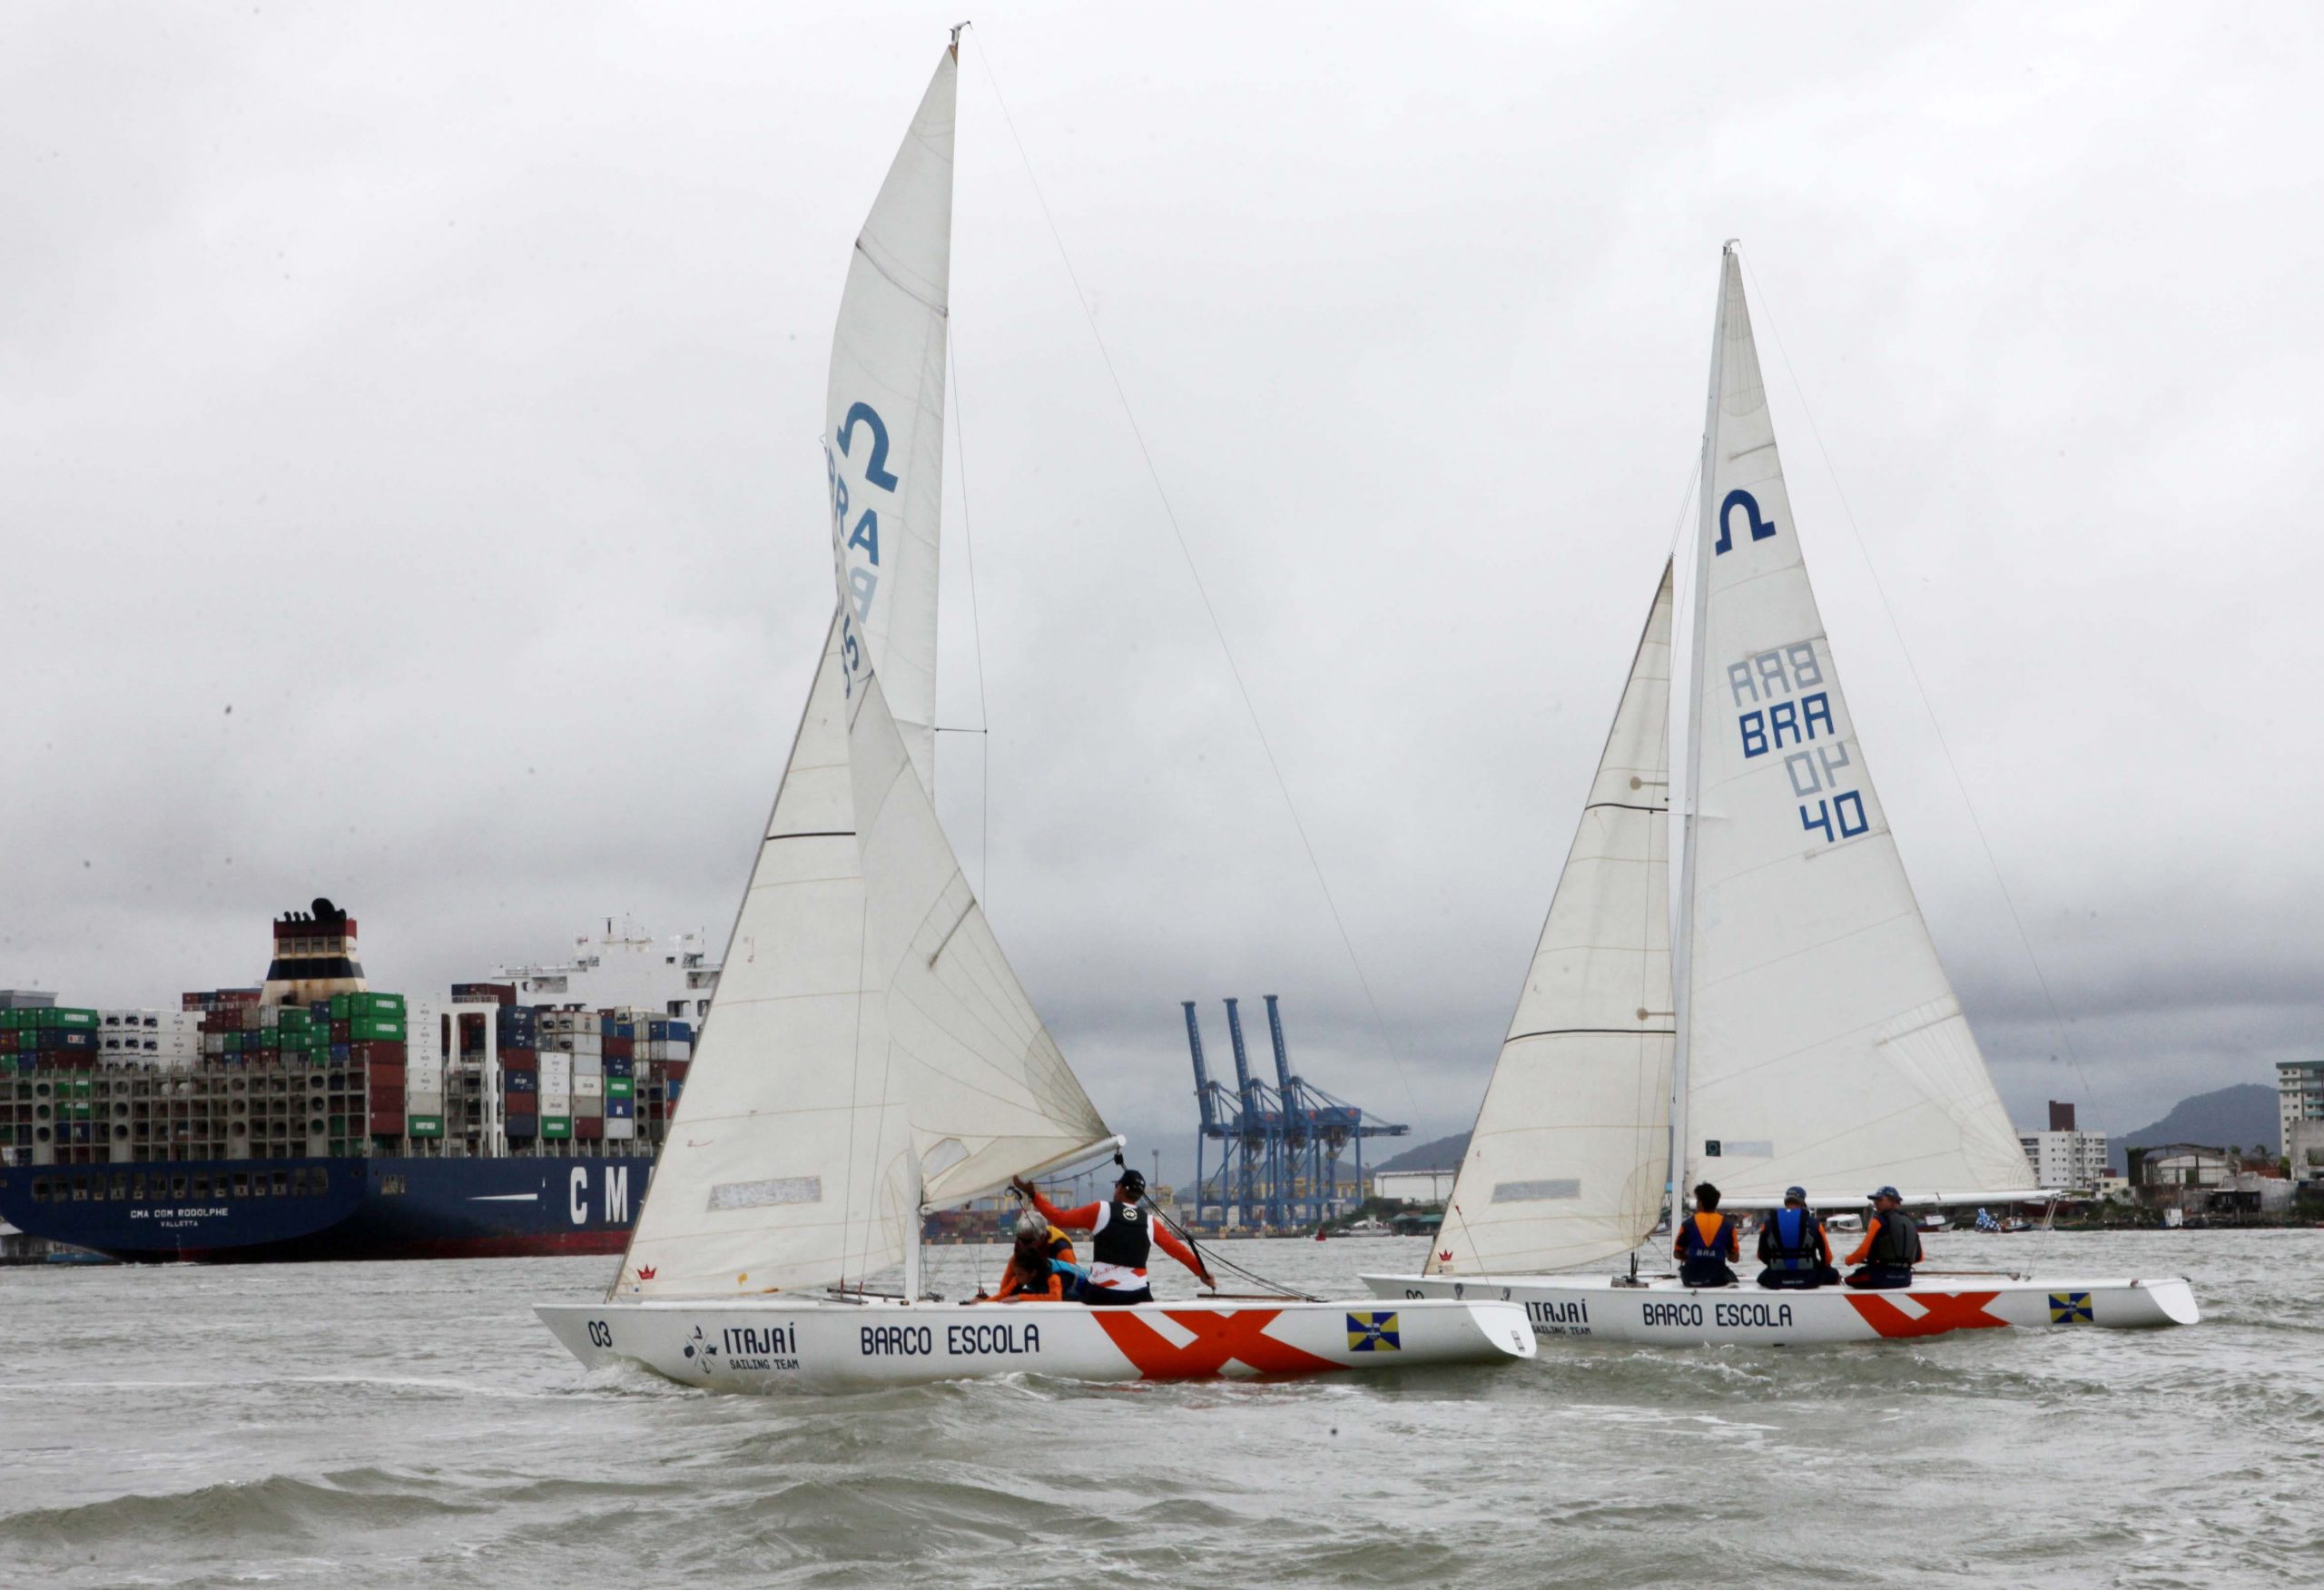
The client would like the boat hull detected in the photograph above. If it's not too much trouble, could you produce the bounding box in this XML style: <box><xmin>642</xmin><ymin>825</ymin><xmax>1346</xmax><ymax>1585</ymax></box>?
<box><xmin>1360</xmin><ymin>1271</ymin><xmax>2198</xmax><ymax>1344</ymax></box>
<box><xmin>537</xmin><ymin>1295</ymin><xmax>1534</xmax><ymax>1392</ymax></box>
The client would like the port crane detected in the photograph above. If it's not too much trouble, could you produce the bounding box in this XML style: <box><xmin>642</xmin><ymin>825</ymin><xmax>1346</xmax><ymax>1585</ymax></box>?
<box><xmin>1182</xmin><ymin>995</ymin><xmax>1408</xmax><ymax>1230</ymax></box>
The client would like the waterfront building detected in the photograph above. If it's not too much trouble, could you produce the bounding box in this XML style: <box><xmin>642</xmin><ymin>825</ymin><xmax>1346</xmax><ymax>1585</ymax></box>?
<box><xmin>2277</xmin><ymin>1060</ymin><xmax>2324</xmax><ymax>1159</ymax></box>
<box><xmin>2018</xmin><ymin>1100</ymin><xmax>2108</xmax><ymax>1191</ymax></box>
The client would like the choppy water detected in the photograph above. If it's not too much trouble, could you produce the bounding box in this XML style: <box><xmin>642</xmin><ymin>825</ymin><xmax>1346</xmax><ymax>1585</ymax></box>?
<box><xmin>0</xmin><ymin>1230</ymin><xmax>2316</xmax><ymax>1587</ymax></box>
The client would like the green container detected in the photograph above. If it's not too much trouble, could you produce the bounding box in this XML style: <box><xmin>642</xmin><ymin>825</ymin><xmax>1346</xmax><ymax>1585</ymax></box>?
<box><xmin>606</xmin><ymin>1077</ymin><xmax>635</xmax><ymax>1099</ymax></box>
<box><xmin>348</xmin><ymin>993</ymin><xmax>407</xmax><ymax>1017</ymax></box>
<box><xmin>408</xmin><ymin>1114</ymin><xmax>444</xmax><ymax>1139</ymax></box>
<box><xmin>53</xmin><ymin>1008</ymin><xmax>99</xmax><ymax>1030</ymax></box>
<box><xmin>540</xmin><ymin>1116</ymin><xmax>572</xmax><ymax>1141</ymax></box>
<box><xmin>348</xmin><ymin>1016</ymin><xmax>407</xmax><ymax>1043</ymax></box>
<box><xmin>329</xmin><ymin>993</ymin><xmax>350</xmax><ymax>1019</ymax></box>
<box><xmin>279</xmin><ymin>1008</ymin><xmax>314</xmax><ymax>1031</ymax></box>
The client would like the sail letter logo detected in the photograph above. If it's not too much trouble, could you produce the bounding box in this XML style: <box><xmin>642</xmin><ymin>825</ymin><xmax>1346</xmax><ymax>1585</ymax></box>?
<box><xmin>828</xmin><ymin>399</ymin><xmax>899</xmax><ymax>697</ymax></box>
<box><xmin>1714</xmin><ymin>489</ymin><xmax>1777</xmax><ymax>555</ymax></box>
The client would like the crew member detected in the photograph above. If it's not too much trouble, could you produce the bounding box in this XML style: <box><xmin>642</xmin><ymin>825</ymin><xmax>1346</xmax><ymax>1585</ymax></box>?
<box><xmin>1843</xmin><ymin>1185</ymin><xmax>1924</xmax><ymax>1289</ymax></box>
<box><xmin>1755</xmin><ymin>1185</ymin><xmax>1837</xmax><ymax>1289</ymax></box>
<box><xmin>1674</xmin><ymin>1181</ymin><xmax>1740</xmax><ymax>1288</ymax></box>
<box><xmin>1011</xmin><ymin>1167</ymin><xmax>1213</xmax><ymax>1305</ymax></box>
<box><xmin>974</xmin><ymin>1209</ymin><xmax>1083</xmax><ymax>1303</ymax></box>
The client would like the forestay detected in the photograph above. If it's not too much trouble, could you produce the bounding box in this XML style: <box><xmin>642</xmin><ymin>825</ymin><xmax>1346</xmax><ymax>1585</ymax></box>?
<box><xmin>827</xmin><ymin>51</ymin><xmax>956</xmax><ymax>793</ymax></box>
<box><xmin>1676</xmin><ymin>248</ymin><xmax>2033</xmax><ymax>1205</ymax></box>
<box><xmin>1431</xmin><ymin>564</ymin><xmax>1677</xmax><ymax>1276</ymax></box>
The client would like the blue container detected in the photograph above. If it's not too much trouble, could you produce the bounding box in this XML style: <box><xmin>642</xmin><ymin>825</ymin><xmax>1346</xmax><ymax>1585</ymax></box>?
<box><xmin>330</xmin><ymin>1043</ymin><xmax>351</xmax><ymax>1063</ymax></box>
<box><xmin>669</xmin><ymin>1021</ymin><xmax>694</xmax><ymax>1042</ymax></box>
<box><xmin>504</xmin><ymin>1071</ymin><xmax>537</xmax><ymax>1093</ymax></box>
<box><xmin>605</xmin><ymin>1057</ymin><xmax>634</xmax><ymax>1078</ymax></box>
<box><xmin>606</xmin><ymin>1100</ymin><xmax>634</xmax><ymax>1119</ymax></box>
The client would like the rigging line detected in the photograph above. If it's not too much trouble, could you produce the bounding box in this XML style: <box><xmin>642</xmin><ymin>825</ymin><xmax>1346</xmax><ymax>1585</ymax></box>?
<box><xmin>1735</xmin><ymin>251</ymin><xmax>2104</xmax><ymax>1121</ymax></box>
<box><xmin>968</xmin><ymin>30</ymin><xmax>1423</xmax><ymax>1121</ymax></box>
<box><xmin>949</xmin><ymin>324</ymin><xmax>996</xmax><ymax>904</ymax></box>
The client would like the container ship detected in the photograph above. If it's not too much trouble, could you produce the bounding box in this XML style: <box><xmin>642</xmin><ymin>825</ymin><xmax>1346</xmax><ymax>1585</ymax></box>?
<box><xmin>0</xmin><ymin>902</ymin><xmax>714</xmax><ymax>1263</ymax></box>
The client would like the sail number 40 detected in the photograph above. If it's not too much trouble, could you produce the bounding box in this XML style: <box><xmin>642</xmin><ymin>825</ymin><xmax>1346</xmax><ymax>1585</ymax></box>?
<box><xmin>1728</xmin><ymin>640</ymin><xmax>1870</xmax><ymax>847</ymax></box>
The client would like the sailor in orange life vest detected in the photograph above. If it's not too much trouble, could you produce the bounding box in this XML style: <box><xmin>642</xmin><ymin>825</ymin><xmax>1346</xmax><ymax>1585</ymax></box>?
<box><xmin>1010</xmin><ymin>1168</ymin><xmax>1215</xmax><ymax>1305</ymax></box>
<box><xmin>1843</xmin><ymin>1185</ymin><xmax>1924</xmax><ymax>1289</ymax></box>
<box><xmin>1674</xmin><ymin>1181</ymin><xmax>1741</xmax><ymax>1287</ymax></box>
<box><xmin>970</xmin><ymin>1209</ymin><xmax>1084</xmax><ymax>1304</ymax></box>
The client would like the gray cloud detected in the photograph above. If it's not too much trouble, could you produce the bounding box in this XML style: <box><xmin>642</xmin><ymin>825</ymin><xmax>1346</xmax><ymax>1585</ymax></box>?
<box><xmin>6</xmin><ymin>4</ymin><xmax>2318</xmax><ymax>1183</ymax></box>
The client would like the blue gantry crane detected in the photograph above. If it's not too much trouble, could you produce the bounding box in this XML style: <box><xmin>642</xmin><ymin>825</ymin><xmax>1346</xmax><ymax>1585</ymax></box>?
<box><xmin>1182</xmin><ymin>995</ymin><xmax>1408</xmax><ymax>1230</ymax></box>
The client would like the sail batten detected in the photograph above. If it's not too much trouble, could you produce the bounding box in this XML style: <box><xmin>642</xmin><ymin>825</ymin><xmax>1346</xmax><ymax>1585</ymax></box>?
<box><xmin>1429</xmin><ymin>561</ymin><xmax>1677</xmax><ymax>1277</ymax></box>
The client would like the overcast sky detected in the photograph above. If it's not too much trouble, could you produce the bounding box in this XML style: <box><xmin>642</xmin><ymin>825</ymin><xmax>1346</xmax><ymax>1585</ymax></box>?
<box><xmin>5</xmin><ymin>3</ymin><xmax>2319</xmax><ymax>1177</ymax></box>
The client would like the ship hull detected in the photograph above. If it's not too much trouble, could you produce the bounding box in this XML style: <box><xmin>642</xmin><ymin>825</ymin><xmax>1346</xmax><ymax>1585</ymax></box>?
<box><xmin>1361</xmin><ymin>1270</ymin><xmax>2200</xmax><ymax>1343</ymax></box>
<box><xmin>537</xmin><ymin>1295</ymin><xmax>1534</xmax><ymax>1392</ymax></box>
<box><xmin>0</xmin><ymin>1154</ymin><xmax>653</xmax><ymax>1263</ymax></box>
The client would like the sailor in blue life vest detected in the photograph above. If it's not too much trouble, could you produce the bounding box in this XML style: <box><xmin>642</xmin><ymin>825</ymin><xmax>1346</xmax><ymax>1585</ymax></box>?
<box><xmin>1673</xmin><ymin>1181</ymin><xmax>1740</xmax><ymax>1287</ymax></box>
<box><xmin>1755</xmin><ymin>1185</ymin><xmax>1838</xmax><ymax>1289</ymax></box>
<box><xmin>1843</xmin><ymin>1185</ymin><xmax>1924</xmax><ymax>1289</ymax></box>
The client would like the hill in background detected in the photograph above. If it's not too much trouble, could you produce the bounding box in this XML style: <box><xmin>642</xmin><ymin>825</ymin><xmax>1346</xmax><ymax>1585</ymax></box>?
<box><xmin>1374</xmin><ymin>1131</ymin><xmax>1470</xmax><ymax>1174</ymax></box>
<box><xmin>2116</xmin><ymin>1082</ymin><xmax>2281</xmax><ymax>1158</ymax></box>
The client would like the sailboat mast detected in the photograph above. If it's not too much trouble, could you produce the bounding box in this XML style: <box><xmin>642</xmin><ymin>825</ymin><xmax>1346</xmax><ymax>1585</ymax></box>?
<box><xmin>1669</xmin><ymin>242</ymin><xmax>1734</xmax><ymax>1220</ymax></box>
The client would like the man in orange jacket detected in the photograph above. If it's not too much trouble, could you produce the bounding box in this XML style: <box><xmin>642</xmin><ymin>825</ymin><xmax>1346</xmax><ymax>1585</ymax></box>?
<box><xmin>1011</xmin><ymin>1168</ymin><xmax>1213</xmax><ymax>1305</ymax></box>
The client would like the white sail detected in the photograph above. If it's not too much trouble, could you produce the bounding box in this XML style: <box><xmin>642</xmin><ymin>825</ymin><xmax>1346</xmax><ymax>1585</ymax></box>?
<box><xmin>843</xmin><ymin>668</ymin><xmax>1114</xmax><ymax>1210</ymax></box>
<box><xmin>1675</xmin><ymin>248</ymin><xmax>2034</xmax><ymax>1205</ymax></box>
<box><xmin>1430</xmin><ymin>563</ymin><xmax>1676</xmax><ymax>1276</ymax></box>
<box><xmin>620</xmin><ymin>615</ymin><xmax>915</xmax><ymax>1298</ymax></box>
<box><xmin>827</xmin><ymin>50</ymin><xmax>955</xmax><ymax>793</ymax></box>
<box><xmin>617</xmin><ymin>45</ymin><xmax>1110</xmax><ymax>1299</ymax></box>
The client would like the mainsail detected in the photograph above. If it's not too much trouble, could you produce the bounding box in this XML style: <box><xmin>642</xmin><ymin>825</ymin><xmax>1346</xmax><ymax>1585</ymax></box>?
<box><xmin>619</xmin><ymin>45</ymin><xmax>1111</xmax><ymax>1299</ymax></box>
<box><xmin>1674</xmin><ymin>247</ymin><xmax>2034</xmax><ymax>1205</ymax></box>
<box><xmin>1429</xmin><ymin>564</ymin><xmax>1677</xmax><ymax>1276</ymax></box>
<box><xmin>828</xmin><ymin>50</ymin><xmax>956</xmax><ymax>794</ymax></box>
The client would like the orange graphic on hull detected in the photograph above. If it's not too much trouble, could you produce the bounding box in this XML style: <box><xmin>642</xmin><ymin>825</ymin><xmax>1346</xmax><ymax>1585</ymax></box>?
<box><xmin>1090</xmin><ymin>1309</ymin><xmax>1343</xmax><ymax>1379</ymax></box>
<box><xmin>1845</xmin><ymin>1290</ymin><xmax>2009</xmax><ymax>1338</ymax></box>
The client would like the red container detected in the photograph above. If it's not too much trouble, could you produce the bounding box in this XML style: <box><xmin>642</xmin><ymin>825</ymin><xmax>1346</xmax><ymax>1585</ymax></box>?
<box><xmin>218</xmin><ymin>989</ymin><xmax>261</xmax><ymax>1007</ymax></box>
<box><xmin>451</xmin><ymin>983</ymin><xmax>517</xmax><ymax>1006</ymax></box>
<box><xmin>498</xmin><ymin>1047</ymin><xmax>537</xmax><ymax>1068</ymax></box>
<box><xmin>350</xmin><ymin>1040</ymin><xmax>407</xmax><ymax>1067</ymax></box>
<box><xmin>604</xmin><ymin>1037</ymin><xmax>634</xmax><ymax>1060</ymax></box>
<box><xmin>366</xmin><ymin>1062</ymin><xmax>407</xmax><ymax>1089</ymax></box>
<box><xmin>181</xmin><ymin>992</ymin><xmax>208</xmax><ymax>1012</ymax></box>
<box><xmin>369</xmin><ymin>1111</ymin><xmax>406</xmax><ymax>1135</ymax></box>
<box><xmin>330</xmin><ymin>1021</ymin><xmax>350</xmax><ymax>1042</ymax></box>
<box><xmin>660</xmin><ymin>1060</ymin><xmax>689</xmax><ymax>1081</ymax></box>
<box><xmin>576</xmin><ymin>1116</ymin><xmax>604</xmax><ymax>1140</ymax></box>
<box><xmin>368</xmin><ymin>1083</ymin><xmax>404</xmax><ymax>1110</ymax></box>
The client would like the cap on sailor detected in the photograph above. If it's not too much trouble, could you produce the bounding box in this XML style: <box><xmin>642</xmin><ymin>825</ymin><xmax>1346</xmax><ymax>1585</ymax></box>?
<box><xmin>1784</xmin><ymin>1185</ymin><xmax>1807</xmax><ymax>1201</ymax></box>
<box><xmin>1870</xmin><ymin>1184</ymin><xmax>1902</xmax><ymax>1201</ymax></box>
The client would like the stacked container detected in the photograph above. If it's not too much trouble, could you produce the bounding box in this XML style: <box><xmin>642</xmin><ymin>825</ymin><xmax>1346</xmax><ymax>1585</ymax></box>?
<box><xmin>539</xmin><ymin>1050</ymin><xmax>573</xmax><ymax>1140</ymax></box>
<box><xmin>497</xmin><ymin>1004</ymin><xmax>540</xmax><ymax>1141</ymax></box>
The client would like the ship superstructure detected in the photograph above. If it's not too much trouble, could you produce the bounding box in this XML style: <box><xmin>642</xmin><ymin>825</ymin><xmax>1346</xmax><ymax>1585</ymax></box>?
<box><xmin>0</xmin><ymin>904</ymin><xmax>715</xmax><ymax>1262</ymax></box>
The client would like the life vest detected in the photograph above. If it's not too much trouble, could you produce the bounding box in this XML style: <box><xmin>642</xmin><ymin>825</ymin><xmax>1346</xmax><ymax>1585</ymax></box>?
<box><xmin>1764</xmin><ymin>1207</ymin><xmax>1821</xmax><ymax>1272</ymax></box>
<box><xmin>1677</xmin><ymin>1211</ymin><xmax>1735</xmax><ymax>1282</ymax></box>
<box><xmin>1867</xmin><ymin>1209</ymin><xmax>1923</xmax><ymax>1268</ymax></box>
<box><xmin>1087</xmin><ymin>1200</ymin><xmax>1152</xmax><ymax>1290</ymax></box>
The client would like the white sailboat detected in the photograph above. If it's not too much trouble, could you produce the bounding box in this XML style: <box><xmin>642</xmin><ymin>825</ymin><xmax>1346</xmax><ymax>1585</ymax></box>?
<box><xmin>1363</xmin><ymin>247</ymin><xmax>2195</xmax><ymax>1345</ymax></box>
<box><xmin>537</xmin><ymin>39</ymin><xmax>1531</xmax><ymax>1391</ymax></box>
